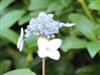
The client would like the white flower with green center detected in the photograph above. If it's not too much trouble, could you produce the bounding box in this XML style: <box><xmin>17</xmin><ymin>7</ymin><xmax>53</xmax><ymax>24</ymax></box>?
<box><xmin>37</xmin><ymin>37</ymin><xmax>62</xmax><ymax>60</ymax></box>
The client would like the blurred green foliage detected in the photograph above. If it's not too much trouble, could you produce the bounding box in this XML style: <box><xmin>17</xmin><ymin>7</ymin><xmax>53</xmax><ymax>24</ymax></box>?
<box><xmin>0</xmin><ymin>0</ymin><xmax>100</xmax><ymax>75</ymax></box>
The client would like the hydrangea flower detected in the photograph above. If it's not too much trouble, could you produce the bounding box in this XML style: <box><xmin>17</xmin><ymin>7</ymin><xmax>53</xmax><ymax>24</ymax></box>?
<box><xmin>37</xmin><ymin>37</ymin><xmax>62</xmax><ymax>60</ymax></box>
<box><xmin>25</xmin><ymin>12</ymin><xmax>75</xmax><ymax>38</ymax></box>
<box><xmin>17</xmin><ymin>12</ymin><xmax>75</xmax><ymax>60</ymax></box>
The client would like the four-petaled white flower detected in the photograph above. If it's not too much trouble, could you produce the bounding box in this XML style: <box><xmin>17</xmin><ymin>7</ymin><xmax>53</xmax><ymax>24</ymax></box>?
<box><xmin>17</xmin><ymin>28</ymin><xmax>24</xmax><ymax>52</ymax></box>
<box><xmin>37</xmin><ymin>37</ymin><xmax>62</xmax><ymax>60</ymax></box>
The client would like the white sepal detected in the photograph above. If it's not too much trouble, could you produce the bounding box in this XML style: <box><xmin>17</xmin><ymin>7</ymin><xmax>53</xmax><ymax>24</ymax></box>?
<box><xmin>37</xmin><ymin>37</ymin><xmax>62</xmax><ymax>60</ymax></box>
<box><xmin>17</xmin><ymin>28</ymin><xmax>24</xmax><ymax>52</ymax></box>
<box><xmin>64</xmin><ymin>23</ymin><xmax>75</xmax><ymax>27</ymax></box>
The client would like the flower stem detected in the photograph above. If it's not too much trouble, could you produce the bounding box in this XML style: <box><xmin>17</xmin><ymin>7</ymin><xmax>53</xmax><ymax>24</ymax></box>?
<box><xmin>78</xmin><ymin>0</ymin><xmax>97</xmax><ymax>24</ymax></box>
<box><xmin>42</xmin><ymin>58</ymin><xmax>45</xmax><ymax>75</ymax></box>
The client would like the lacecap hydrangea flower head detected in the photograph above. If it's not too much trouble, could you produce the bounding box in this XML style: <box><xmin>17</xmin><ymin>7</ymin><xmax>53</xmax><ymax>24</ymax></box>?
<box><xmin>25</xmin><ymin>12</ymin><xmax>75</xmax><ymax>38</ymax></box>
<box><xmin>17</xmin><ymin>12</ymin><xmax>75</xmax><ymax>60</ymax></box>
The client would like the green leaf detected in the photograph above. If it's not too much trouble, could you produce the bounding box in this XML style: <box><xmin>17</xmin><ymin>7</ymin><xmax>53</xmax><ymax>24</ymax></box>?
<box><xmin>28</xmin><ymin>0</ymin><xmax>51</xmax><ymax>11</ymax></box>
<box><xmin>18</xmin><ymin>15</ymin><xmax>31</xmax><ymax>25</ymax></box>
<box><xmin>95</xmin><ymin>23</ymin><xmax>100</xmax><ymax>36</ymax></box>
<box><xmin>0</xmin><ymin>29</ymin><xmax>18</xmax><ymax>44</ymax></box>
<box><xmin>68</xmin><ymin>13</ymin><xmax>97</xmax><ymax>41</ymax></box>
<box><xmin>0</xmin><ymin>10</ymin><xmax>25</xmax><ymax>30</ymax></box>
<box><xmin>18</xmin><ymin>11</ymin><xmax>40</xmax><ymax>25</ymax></box>
<box><xmin>88</xmin><ymin>0</ymin><xmax>100</xmax><ymax>11</ymax></box>
<box><xmin>23</xmin><ymin>35</ymin><xmax>38</xmax><ymax>53</ymax></box>
<box><xmin>0</xmin><ymin>60</ymin><xmax>11</xmax><ymax>75</ymax></box>
<box><xmin>29</xmin><ymin>11</ymin><xmax>40</xmax><ymax>17</ymax></box>
<box><xmin>47</xmin><ymin>1</ymin><xmax>63</xmax><ymax>13</ymax></box>
<box><xmin>61</xmin><ymin>38</ymin><xmax>87</xmax><ymax>52</ymax></box>
<box><xmin>76</xmin><ymin>64</ymin><xmax>100</xmax><ymax>75</ymax></box>
<box><xmin>60</xmin><ymin>0</ymin><xmax>73</xmax><ymax>7</ymax></box>
<box><xmin>47</xmin><ymin>0</ymin><xmax>73</xmax><ymax>14</ymax></box>
<box><xmin>22</xmin><ymin>0</ymin><xmax>30</xmax><ymax>7</ymax></box>
<box><xmin>87</xmin><ymin>41</ymin><xmax>100</xmax><ymax>58</ymax></box>
<box><xmin>3</xmin><ymin>69</ymin><xmax>36</xmax><ymax>75</ymax></box>
<box><xmin>15</xmin><ymin>56</ymin><xmax>29</xmax><ymax>69</ymax></box>
<box><xmin>0</xmin><ymin>0</ymin><xmax>14</xmax><ymax>12</ymax></box>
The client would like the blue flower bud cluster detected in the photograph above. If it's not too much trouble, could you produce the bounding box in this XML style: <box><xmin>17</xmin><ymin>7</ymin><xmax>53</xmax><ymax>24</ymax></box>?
<box><xmin>25</xmin><ymin>12</ymin><xmax>75</xmax><ymax>38</ymax></box>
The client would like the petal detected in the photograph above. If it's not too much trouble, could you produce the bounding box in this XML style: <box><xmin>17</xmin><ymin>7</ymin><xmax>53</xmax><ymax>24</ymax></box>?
<box><xmin>25</xmin><ymin>30</ymin><xmax>32</xmax><ymax>38</ymax></box>
<box><xmin>19</xmin><ymin>40</ymin><xmax>24</xmax><ymax>52</ymax></box>
<box><xmin>64</xmin><ymin>23</ymin><xmax>75</xmax><ymax>27</ymax></box>
<box><xmin>20</xmin><ymin>28</ymin><xmax>24</xmax><ymax>37</ymax></box>
<box><xmin>48</xmin><ymin>50</ymin><xmax>60</xmax><ymax>60</ymax></box>
<box><xmin>17</xmin><ymin>38</ymin><xmax>24</xmax><ymax>51</ymax></box>
<box><xmin>39</xmin><ymin>12</ymin><xmax>46</xmax><ymax>17</ymax></box>
<box><xmin>37</xmin><ymin>50</ymin><xmax>47</xmax><ymax>58</ymax></box>
<box><xmin>48</xmin><ymin>14</ymin><xmax>54</xmax><ymax>18</ymax></box>
<box><xmin>37</xmin><ymin>37</ymin><xmax>49</xmax><ymax>50</ymax></box>
<box><xmin>17</xmin><ymin>28</ymin><xmax>24</xmax><ymax>52</ymax></box>
<box><xmin>49</xmin><ymin>39</ymin><xmax>62</xmax><ymax>50</ymax></box>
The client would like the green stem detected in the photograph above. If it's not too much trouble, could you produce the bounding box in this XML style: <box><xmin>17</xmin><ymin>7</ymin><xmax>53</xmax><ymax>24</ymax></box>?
<box><xmin>78</xmin><ymin>0</ymin><xmax>97</xmax><ymax>24</ymax></box>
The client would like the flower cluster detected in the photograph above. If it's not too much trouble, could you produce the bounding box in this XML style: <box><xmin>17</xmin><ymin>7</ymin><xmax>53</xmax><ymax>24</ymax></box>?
<box><xmin>17</xmin><ymin>12</ymin><xmax>75</xmax><ymax>60</ymax></box>
<box><xmin>25</xmin><ymin>12</ymin><xmax>75</xmax><ymax>38</ymax></box>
